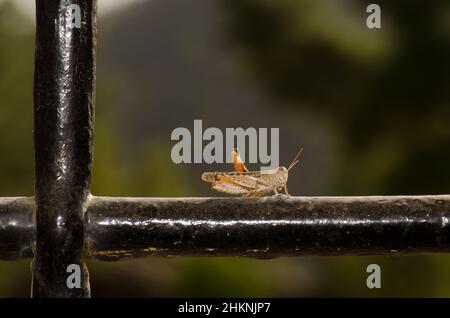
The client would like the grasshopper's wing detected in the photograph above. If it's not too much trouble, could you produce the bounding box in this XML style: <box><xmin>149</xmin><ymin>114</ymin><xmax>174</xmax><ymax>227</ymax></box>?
<box><xmin>204</xmin><ymin>172</ymin><xmax>270</xmax><ymax>195</ymax></box>
<box><xmin>206</xmin><ymin>173</ymin><xmax>262</xmax><ymax>195</ymax></box>
<box><xmin>202</xmin><ymin>172</ymin><xmax>217</xmax><ymax>183</ymax></box>
<box><xmin>217</xmin><ymin>174</ymin><xmax>257</xmax><ymax>190</ymax></box>
<box><xmin>212</xmin><ymin>181</ymin><xmax>249</xmax><ymax>195</ymax></box>
<box><xmin>232</xmin><ymin>148</ymin><xmax>249</xmax><ymax>172</ymax></box>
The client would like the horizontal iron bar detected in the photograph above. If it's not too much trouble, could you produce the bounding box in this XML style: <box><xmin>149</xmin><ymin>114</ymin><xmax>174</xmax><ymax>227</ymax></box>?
<box><xmin>0</xmin><ymin>197</ymin><xmax>35</xmax><ymax>260</ymax></box>
<box><xmin>2</xmin><ymin>195</ymin><xmax>450</xmax><ymax>260</ymax></box>
<box><xmin>85</xmin><ymin>195</ymin><xmax>450</xmax><ymax>259</ymax></box>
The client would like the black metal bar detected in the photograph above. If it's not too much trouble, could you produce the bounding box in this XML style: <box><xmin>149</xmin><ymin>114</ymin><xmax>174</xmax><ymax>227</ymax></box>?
<box><xmin>1</xmin><ymin>195</ymin><xmax>450</xmax><ymax>261</ymax></box>
<box><xmin>32</xmin><ymin>0</ymin><xmax>96</xmax><ymax>297</ymax></box>
<box><xmin>85</xmin><ymin>195</ymin><xmax>450</xmax><ymax>260</ymax></box>
<box><xmin>0</xmin><ymin>198</ymin><xmax>35</xmax><ymax>260</ymax></box>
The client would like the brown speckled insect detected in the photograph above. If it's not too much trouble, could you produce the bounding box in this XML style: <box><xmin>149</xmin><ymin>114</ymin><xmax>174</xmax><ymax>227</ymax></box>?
<box><xmin>202</xmin><ymin>148</ymin><xmax>303</xmax><ymax>197</ymax></box>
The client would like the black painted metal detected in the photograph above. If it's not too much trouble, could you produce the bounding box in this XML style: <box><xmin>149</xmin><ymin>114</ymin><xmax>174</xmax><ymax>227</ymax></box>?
<box><xmin>86</xmin><ymin>195</ymin><xmax>450</xmax><ymax>259</ymax></box>
<box><xmin>0</xmin><ymin>198</ymin><xmax>34</xmax><ymax>260</ymax></box>
<box><xmin>2</xmin><ymin>195</ymin><xmax>450</xmax><ymax>260</ymax></box>
<box><xmin>32</xmin><ymin>0</ymin><xmax>96</xmax><ymax>297</ymax></box>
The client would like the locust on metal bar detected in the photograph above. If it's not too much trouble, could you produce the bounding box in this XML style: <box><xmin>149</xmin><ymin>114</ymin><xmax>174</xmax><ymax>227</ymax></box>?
<box><xmin>202</xmin><ymin>148</ymin><xmax>303</xmax><ymax>197</ymax></box>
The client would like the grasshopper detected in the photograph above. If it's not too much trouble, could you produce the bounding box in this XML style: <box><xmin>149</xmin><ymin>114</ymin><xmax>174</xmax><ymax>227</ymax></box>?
<box><xmin>201</xmin><ymin>148</ymin><xmax>303</xmax><ymax>197</ymax></box>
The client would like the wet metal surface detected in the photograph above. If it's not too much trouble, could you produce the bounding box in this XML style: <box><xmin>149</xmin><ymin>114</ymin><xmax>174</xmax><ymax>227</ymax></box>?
<box><xmin>2</xmin><ymin>195</ymin><xmax>450</xmax><ymax>261</ymax></box>
<box><xmin>32</xmin><ymin>0</ymin><xmax>96</xmax><ymax>298</ymax></box>
<box><xmin>0</xmin><ymin>198</ymin><xmax>34</xmax><ymax>260</ymax></box>
<box><xmin>86</xmin><ymin>195</ymin><xmax>450</xmax><ymax>260</ymax></box>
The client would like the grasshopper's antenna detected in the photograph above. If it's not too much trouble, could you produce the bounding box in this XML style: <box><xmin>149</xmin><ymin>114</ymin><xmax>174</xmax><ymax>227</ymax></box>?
<box><xmin>288</xmin><ymin>148</ymin><xmax>303</xmax><ymax>171</ymax></box>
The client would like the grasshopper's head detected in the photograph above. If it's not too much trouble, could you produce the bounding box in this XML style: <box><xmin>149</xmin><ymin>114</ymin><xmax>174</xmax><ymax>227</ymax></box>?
<box><xmin>275</xmin><ymin>166</ymin><xmax>289</xmax><ymax>189</ymax></box>
<box><xmin>276</xmin><ymin>147</ymin><xmax>303</xmax><ymax>190</ymax></box>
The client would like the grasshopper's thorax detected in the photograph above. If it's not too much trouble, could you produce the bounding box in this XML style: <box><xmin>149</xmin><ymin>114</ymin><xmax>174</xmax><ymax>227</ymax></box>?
<box><xmin>261</xmin><ymin>166</ymin><xmax>289</xmax><ymax>188</ymax></box>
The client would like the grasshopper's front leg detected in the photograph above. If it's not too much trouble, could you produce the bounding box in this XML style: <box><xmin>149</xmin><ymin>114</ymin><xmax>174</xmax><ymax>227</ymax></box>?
<box><xmin>271</xmin><ymin>186</ymin><xmax>290</xmax><ymax>197</ymax></box>
<box><xmin>284</xmin><ymin>185</ymin><xmax>290</xmax><ymax>196</ymax></box>
<box><xmin>273</xmin><ymin>188</ymin><xmax>287</xmax><ymax>197</ymax></box>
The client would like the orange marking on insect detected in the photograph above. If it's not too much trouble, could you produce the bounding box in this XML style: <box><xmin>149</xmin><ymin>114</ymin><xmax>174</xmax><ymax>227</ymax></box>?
<box><xmin>232</xmin><ymin>148</ymin><xmax>248</xmax><ymax>172</ymax></box>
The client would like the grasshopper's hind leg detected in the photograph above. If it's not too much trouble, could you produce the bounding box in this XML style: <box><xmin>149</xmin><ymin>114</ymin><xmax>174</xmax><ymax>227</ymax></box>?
<box><xmin>243</xmin><ymin>186</ymin><xmax>270</xmax><ymax>197</ymax></box>
<box><xmin>243</xmin><ymin>190</ymin><xmax>261</xmax><ymax>197</ymax></box>
<box><xmin>242</xmin><ymin>186</ymin><xmax>261</xmax><ymax>197</ymax></box>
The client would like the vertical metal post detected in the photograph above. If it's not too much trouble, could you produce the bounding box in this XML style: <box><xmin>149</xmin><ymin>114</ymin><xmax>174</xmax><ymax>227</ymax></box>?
<box><xmin>32</xmin><ymin>0</ymin><xmax>96</xmax><ymax>297</ymax></box>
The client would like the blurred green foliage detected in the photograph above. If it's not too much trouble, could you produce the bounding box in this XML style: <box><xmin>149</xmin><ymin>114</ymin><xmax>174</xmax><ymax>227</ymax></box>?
<box><xmin>1</xmin><ymin>0</ymin><xmax>450</xmax><ymax>297</ymax></box>
<box><xmin>0</xmin><ymin>2</ymin><xmax>34</xmax><ymax>196</ymax></box>
<box><xmin>223</xmin><ymin>0</ymin><xmax>450</xmax><ymax>195</ymax></box>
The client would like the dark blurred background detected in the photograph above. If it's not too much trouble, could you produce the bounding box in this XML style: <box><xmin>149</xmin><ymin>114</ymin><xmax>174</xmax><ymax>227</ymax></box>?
<box><xmin>1</xmin><ymin>0</ymin><xmax>450</xmax><ymax>297</ymax></box>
